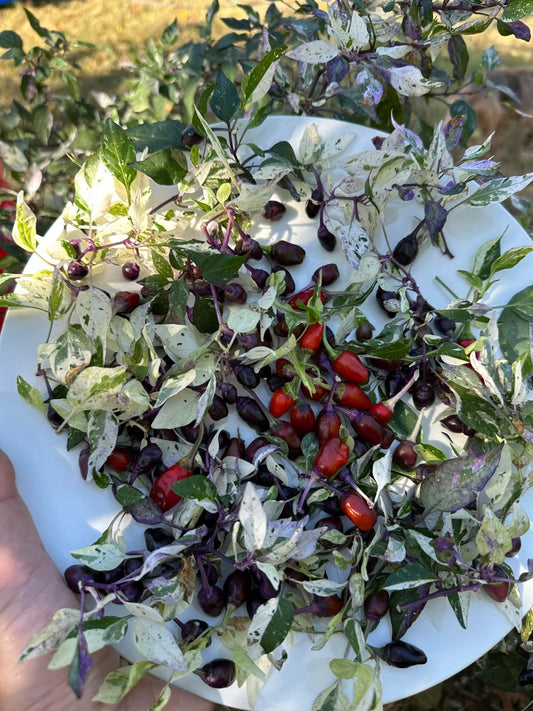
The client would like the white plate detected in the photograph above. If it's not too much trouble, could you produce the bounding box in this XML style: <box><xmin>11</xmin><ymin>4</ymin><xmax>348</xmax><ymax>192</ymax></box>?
<box><xmin>1</xmin><ymin>116</ymin><xmax>533</xmax><ymax>710</ymax></box>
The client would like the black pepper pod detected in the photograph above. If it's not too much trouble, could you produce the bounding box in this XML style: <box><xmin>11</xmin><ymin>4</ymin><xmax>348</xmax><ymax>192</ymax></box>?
<box><xmin>392</xmin><ymin>232</ymin><xmax>419</xmax><ymax>266</ymax></box>
<box><xmin>195</xmin><ymin>658</ymin><xmax>237</xmax><ymax>688</ymax></box>
<box><xmin>377</xmin><ymin>640</ymin><xmax>428</xmax><ymax>668</ymax></box>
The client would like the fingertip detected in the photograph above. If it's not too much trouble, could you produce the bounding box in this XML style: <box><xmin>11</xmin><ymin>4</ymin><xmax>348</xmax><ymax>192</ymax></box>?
<box><xmin>0</xmin><ymin>449</ymin><xmax>18</xmax><ymax>502</ymax></box>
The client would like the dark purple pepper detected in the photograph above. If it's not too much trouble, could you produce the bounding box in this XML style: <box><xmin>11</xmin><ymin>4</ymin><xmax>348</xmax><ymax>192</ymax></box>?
<box><xmin>64</xmin><ymin>564</ymin><xmax>100</xmax><ymax>593</ymax></box>
<box><xmin>175</xmin><ymin>618</ymin><xmax>211</xmax><ymax>646</ymax></box>
<box><xmin>144</xmin><ymin>527</ymin><xmax>175</xmax><ymax>551</ymax></box>
<box><xmin>67</xmin><ymin>260</ymin><xmax>89</xmax><ymax>280</ymax></box>
<box><xmin>217</xmin><ymin>382</ymin><xmax>237</xmax><ymax>405</ymax></box>
<box><xmin>305</xmin><ymin>199</ymin><xmax>321</xmax><ymax>218</ymax></box>
<box><xmin>364</xmin><ymin>590</ymin><xmax>390</xmax><ymax>622</ymax></box>
<box><xmin>122</xmin><ymin>262</ymin><xmax>140</xmax><ymax>281</ymax></box>
<box><xmin>393</xmin><ymin>233</ymin><xmax>419</xmax><ymax>266</ymax></box>
<box><xmin>223</xmin><ymin>283</ymin><xmax>247</xmax><ymax>304</ymax></box>
<box><xmin>378</xmin><ymin>640</ymin><xmax>427</xmax><ymax>668</ymax></box>
<box><xmin>263</xmin><ymin>200</ymin><xmax>286</xmax><ymax>221</ymax></box>
<box><xmin>311</xmin><ymin>263</ymin><xmax>339</xmax><ymax>286</ymax></box>
<box><xmin>195</xmin><ymin>658</ymin><xmax>236</xmax><ymax>688</ymax></box>
<box><xmin>247</xmin><ymin>265</ymin><xmax>270</xmax><ymax>288</ymax></box>
<box><xmin>270</xmin><ymin>240</ymin><xmax>305</xmax><ymax>266</ymax></box>
<box><xmin>208</xmin><ymin>394</ymin><xmax>229</xmax><ymax>421</ymax></box>
<box><xmin>232</xmin><ymin>362</ymin><xmax>260</xmax><ymax>389</ymax></box>
<box><xmin>317</xmin><ymin>224</ymin><xmax>336</xmax><ymax>252</ymax></box>
<box><xmin>356</xmin><ymin>322</ymin><xmax>373</xmax><ymax>341</ymax></box>
<box><xmin>236</xmin><ymin>396</ymin><xmax>269</xmax><ymax>430</ymax></box>
<box><xmin>223</xmin><ymin>569</ymin><xmax>251</xmax><ymax>607</ymax></box>
<box><xmin>133</xmin><ymin>443</ymin><xmax>163</xmax><ymax>474</ymax></box>
<box><xmin>181</xmin><ymin>124</ymin><xmax>204</xmax><ymax>146</ymax></box>
<box><xmin>235</xmin><ymin>234</ymin><xmax>263</xmax><ymax>260</ymax></box>
<box><xmin>411</xmin><ymin>380</ymin><xmax>435</xmax><ymax>409</ymax></box>
<box><xmin>197</xmin><ymin>584</ymin><xmax>225</xmax><ymax>616</ymax></box>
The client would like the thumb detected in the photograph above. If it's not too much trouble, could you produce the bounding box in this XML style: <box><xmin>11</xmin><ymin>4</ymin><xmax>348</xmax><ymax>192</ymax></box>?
<box><xmin>0</xmin><ymin>448</ymin><xmax>18</xmax><ymax>502</ymax></box>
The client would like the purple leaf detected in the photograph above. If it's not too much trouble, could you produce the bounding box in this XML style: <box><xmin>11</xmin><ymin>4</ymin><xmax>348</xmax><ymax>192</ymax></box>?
<box><xmin>503</xmin><ymin>20</ymin><xmax>531</xmax><ymax>41</ymax></box>
<box><xmin>392</xmin><ymin>183</ymin><xmax>415</xmax><ymax>201</ymax></box>
<box><xmin>418</xmin><ymin>443</ymin><xmax>503</xmax><ymax>513</ymax></box>
<box><xmin>326</xmin><ymin>56</ymin><xmax>349</xmax><ymax>84</ymax></box>
<box><xmin>356</xmin><ymin>69</ymin><xmax>384</xmax><ymax>107</ymax></box>
<box><xmin>443</xmin><ymin>115</ymin><xmax>465</xmax><ymax>151</ymax></box>
<box><xmin>390</xmin><ymin>583</ymin><xmax>430</xmax><ymax>639</ymax></box>
<box><xmin>125</xmin><ymin>496</ymin><xmax>166</xmax><ymax>525</ymax></box>
<box><xmin>424</xmin><ymin>200</ymin><xmax>448</xmax><ymax>238</ymax></box>
<box><xmin>67</xmin><ymin>631</ymin><xmax>93</xmax><ymax>699</ymax></box>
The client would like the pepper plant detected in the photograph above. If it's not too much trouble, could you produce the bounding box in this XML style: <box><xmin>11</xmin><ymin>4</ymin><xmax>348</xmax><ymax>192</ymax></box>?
<box><xmin>1</xmin><ymin>1</ymin><xmax>533</xmax><ymax>710</ymax></box>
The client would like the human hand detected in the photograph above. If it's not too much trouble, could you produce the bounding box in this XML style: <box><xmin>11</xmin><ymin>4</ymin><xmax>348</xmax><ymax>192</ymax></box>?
<box><xmin>0</xmin><ymin>449</ymin><xmax>215</xmax><ymax>711</ymax></box>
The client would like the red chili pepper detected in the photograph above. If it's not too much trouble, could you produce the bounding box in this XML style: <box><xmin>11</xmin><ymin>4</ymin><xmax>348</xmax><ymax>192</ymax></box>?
<box><xmin>299</xmin><ymin>322</ymin><xmax>325</xmax><ymax>352</ymax></box>
<box><xmin>340</xmin><ymin>492</ymin><xmax>378</xmax><ymax>531</ymax></box>
<box><xmin>369</xmin><ymin>401</ymin><xmax>393</xmax><ymax>426</ymax></box>
<box><xmin>301</xmin><ymin>378</ymin><xmax>328</xmax><ymax>402</ymax></box>
<box><xmin>275</xmin><ymin>358</ymin><xmax>295</xmax><ymax>378</ymax></box>
<box><xmin>457</xmin><ymin>338</ymin><xmax>475</xmax><ymax>348</ymax></box>
<box><xmin>106</xmin><ymin>446</ymin><xmax>133</xmax><ymax>471</ymax></box>
<box><xmin>334</xmin><ymin>382</ymin><xmax>372</xmax><ymax>410</ymax></box>
<box><xmin>149</xmin><ymin>463</ymin><xmax>192</xmax><ymax>511</ymax></box>
<box><xmin>290</xmin><ymin>401</ymin><xmax>316</xmax><ymax>436</ymax></box>
<box><xmin>269</xmin><ymin>386</ymin><xmax>296</xmax><ymax>418</ymax></box>
<box><xmin>315</xmin><ymin>409</ymin><xmax>341</xmax><ymax>446</ymax></box>
<box><xmin>288</xmin><ymin>288</ymin><xmax>324</xmax><ymax>309</ymax></box>
<box><xmin>113</xmin><ymin>290</ymin><xmax>140</xmax><ymax>313</ymax></box>
<box><xmin>332</xmin><ymin>351</ymin><xmax>369</xmax><ymax>384</ymax></box>
<box><xmin>272</xmin><ymin>421</ymin><xmax>301</xmax><ymax>456</ymax></box>
<box><xmin>314</xmin><ymin>437</ymin><xmax>350</xmax><ymax>477</ymax></box>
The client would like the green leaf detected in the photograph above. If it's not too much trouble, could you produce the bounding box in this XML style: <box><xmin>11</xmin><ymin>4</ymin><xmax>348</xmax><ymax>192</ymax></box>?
<box><xmin>171</xmin><ymin>474</ymin><xmax>217</xmax><ymax>502</ymax></box>
<box><xmin>384</xmin><ymin>564</ymin><xmax>436</xmax><ymax>591</ymax></box>
<box><xmin>465</xmin><ymin>173</ymin><xmax>533</xmax><ymax>206</ymax></box>
<box><xmin>127</xmin><ymin>120</ymin><xmax>186</xmax><ymax>152</ymax></box>
<box><xmin>312</xmin><ymin>680</ymin><xmax>351</xmax><ymax>711</ymax></box>
<box><xmin>12</xmin><ymin>192</ymin><xmax>37</xmax><ymax>252</ymax></box>
<box><xmin>162</xmin><ymin>18</ymin><xmax>179</xmax><ymax>45</ymax></box>
<box><xmin>448</xmin><ymin>35</ymin><xmax>469</xmax><ymax>81</ymax></box>
<box><xmin>179</xmin><ymin>248</ymin><xmax>247</xmax><ymax>284</ymax></box>
<box><xmin>503</xmin><ymin>0</ymin><xmax>533</xmax><ymax>20</ymax></box>
<box><xmin>472</xmin><ymin>236</ymin><xmax>502</xmax><ymax>280</ymax></box>
<box><xmin>101</xmin><ymin>119</ymin><xmax>137</xmax><ymax>194</ymax></box>
<box><xmin>93</xmin><ymin>661</ymin><xmax>158</xmax><ymax>704</ymax></box>
<box><xmin>149</xmin><ymin>684</ymin><xmax>172</xmax><ymax>711</ymax></box>
<box><xmin>16</xmin><ymin>375</ymin><xmax>46</xmax><ymax>415</ymax></box>
<box><xmin>115</xmin><ymin>484</ymin><xmax>145</xmax><ymax>507</ymax></box>
<box><xmin>482</xmin><ymin>46</ymin><xmax>501</xmax><ymax>72</ymax></box>
<box><xmin>418</xmin><ymin>444</ymin><xmax>503</xmax><ymax>513</ymax></box>
<box><xmin>498</xmin><ymin>285</ymin><xmax>533</xmax><ymax>375</ymax></box>
<box><xmin>260</xmin><ymin>598</ymin><xmax>294</xmax><ymax>654</ymax></box>
<box><xmin>329</xmin><ymin>658</ymin><xmax>359</xmax><ymax>680</ymax></box>
<box><xmin>209</xmin><ymin>70</ymin><xmax>241</xmax><ymax>123</ymax></box>
<box><xmin>231</xmin><ymin>645</ymin><xmax>266</xmax><ymax>681</ymax></box>
<box><xmin>192</xmin><ymin>297</ymin><xmax>219</xmax><ymax>334</ymax></box>
<box><xmin>448</xmin><ymin>591</ymin><xmax>469</xmax><ymax>629</ymax></box>
<box><xmin>70</xmin><ymin>542</ymin><xmax>126</xmax><ymax>571</ymax></box>
<box><xmin>32</xmin><ymin>104</ymin><xmax>53</xmax><ymax>144</ymax></box>
<box><xmin>489</xmin><ymin>246</ymin><xmax>533</xmax><ymax>277</ymax></box>
<box><xmin>0</xmin><ymin>31</ymin><xmax>23</xmax><ymax>49</ymax></box>
<box><xmin>131</xmin><ymin>149</ymin><xmax>187</xmax><ymax>185</ymax></box>
<box><xmin>168</xmin><ymin>280</ymin><xmax>189</xmax><ymax>323</ymax></box>
<box><xmin>24</xmin><ymin>8</ymin><xmax>52</xmax><ymax>39</ymax></box>
<box><xmin>241</xmin><ymin>45</ymin><xmax>286</xmax><ymax>105</ymax></box>
<box><xmin>453</xmin><ymin>384</ymin><xmax>502</xmax><ymax>437</ymax></box>
<box><xmin>151</xmin><ymin>250</ymin><xmax>174</xmax><ymax>281</ymax></box>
